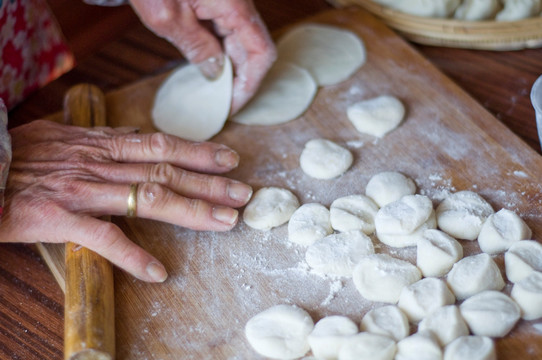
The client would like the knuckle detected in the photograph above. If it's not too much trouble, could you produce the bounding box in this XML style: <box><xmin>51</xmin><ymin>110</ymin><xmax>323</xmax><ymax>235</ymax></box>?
<box><xmin>149</xmin><ymin>133</ymin><xmax>175</xmax><ymax>158</ymax></box>
<box><xmin>150</xmin><ymin>163</ymin><xmax>177</xmax><ymax>184</ymax></box>
<box><xmin>139</xmin><ymin>182</ymin><xmax>170</xmax><ymax>208</ymax></box>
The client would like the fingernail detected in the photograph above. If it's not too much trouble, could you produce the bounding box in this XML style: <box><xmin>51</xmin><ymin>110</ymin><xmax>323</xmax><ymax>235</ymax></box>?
<box><xmin>146</xmin><ymin>262</ymin><xmax>168</xmax><ymax>283</ymax></box>
<box><xmin>215</xmin><ymin>148</ymin><xmax>240</xmax><ymax>168</ymax></box>
<box><xmin>212</xmin><ymin>206</ymin><xmax>238</xmax><ymax>226</ymax></box>
<box><xmin>228</xmin><ymin>182</ymin><xmax>253</xmax><ymax>203</ymax></box>
<box><xmin>198</xmin><ymin>54</ymin><xmax>225</xmax><ymax>80</ymax></box>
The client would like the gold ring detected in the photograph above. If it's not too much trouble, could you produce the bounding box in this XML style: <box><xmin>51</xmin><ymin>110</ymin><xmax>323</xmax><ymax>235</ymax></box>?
<box><xmin>126</xmin><ymin>183</ymin><xmax>138</xmax><ymax>218</ymax></box>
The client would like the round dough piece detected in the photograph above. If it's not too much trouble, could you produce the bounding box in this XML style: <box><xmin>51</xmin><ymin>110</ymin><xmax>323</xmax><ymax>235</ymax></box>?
<box><xmin>398</xmin><ymin>277</ymin><xmax>456</xmax><ymax>324</ymax></box>
<box><xmin>496</xmin><ymin>0</ymin><xmax>541</xmax><ymax>21</ymax></box>
<box><xmin>436</xmin><ymin>191</ymin><xmax>494</xmax><ymax>241</ymax></box>
<box><xmin>478</xmin><ymin>208</ymin><xmax>532</xmax><ymax>255</ymax></box>
<box><xmin>300</xmin><ymin>139</ymin><xmax>353</xmax><ymax>179</ymax></box>
<box><xmin>243</xmin><ymin>187</ymin><xmax>299</xmax><ymax>230</ymax></box>
<box><xmin>393</xmin><ymin>0</ymin><xmax>461</xmax><ymax>17</ymax></box>
<box><xmin>305</xmin><ymin>230</ymin><xmax>374</xmax><ymax>277</ymax></box>
<box><xmin>338</xmin><ymin>333</ymin><xmax>396</xmax><ymax>360</ymax></box>
<box><xmin>353</xmin><ymin>254</ymin><xmax>422</xmax><ymax>303</ymax></box>
<box><xmin>418</xmin><ymin>305</ymin><xmax>469</xmax><ymax>346</ymax></box>
<box><xmin>360</xmin><ymin>305</ymin><xmax>409</xmax><ymax>342</ymax></box>
<box><xmin>276</xmin><ymin>24</ymin><xmax>366</xmax><ymax>86</ymax></box>
<box><xmin>329</xmin><ymin>194</ymin><xmax>379</xmax><ymax>234</ymax></box>
<box><xmin>446</xmin><ymin>253</ymin><xmax>505</xmax><ymax>300</ymax></box>
<box><xmin>288</xmin><ymin>203</ymin><xmax>332</xmax><ymax>246</ymax></box>
<box><xmin>444</xmin><ymin>336</ymin><xmax>496</xmax><ymax>360</ymax></box>
<box><xmin>152</xmin><ymin>57</ymin><xmax>233</xmax><ymax>141</ymax></box>
<box><xmin>231</xmin><ymin>61</ymin><xmax>317</xmax><ymax>126</ymax></box>
<box><xmin>511</xmin><ymin>271</ymin><xmax>542</xmax><ymax>320</ymax></box>
<box><xmin>454</xmin><ymin>0</ymin><xmax>501</xmax><ymax>20</ymax></box>
<box><xmin>396</xmin><ymin>331</ymin><xmax>442</xmax><ymax>360</ymax></box>
<box><xmin>347</xmin><ymin>95</ymin><xmax>405</xmax><ymax>138</ymax></box>
<box><xmin>365</xmin><ymin>171</ymin><xmax>416</xmax><ymax>207</ymax></box>
<box><xmin>505</xmin><ymin>240</ymin><xmax>542</xmax><ymax>283</ymax></box>
<box><xmin>245</xmin><ymin>304</ymin><xmax>314</xmax><ymax>359</ymax></box>
<box><xmin>459</xmin><ymin>291</ymin><xmax>520</xmax><ymax>337</ymax></box>
<box><xmin>307</xmin><ymin>316</ymin><xmax>359</xmax><ymax>360</ymax></box>
<box><xmin>417</xmin><ymin>229</ymin><xmax>464</xmax><ymax>277</ymax></box>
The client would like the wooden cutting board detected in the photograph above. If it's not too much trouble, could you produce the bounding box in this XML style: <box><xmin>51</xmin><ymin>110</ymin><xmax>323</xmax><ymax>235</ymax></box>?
<box><xmin>40</xmin><ymin>7</ymin><xmax>542</xmax><ymax>359</ymax></box>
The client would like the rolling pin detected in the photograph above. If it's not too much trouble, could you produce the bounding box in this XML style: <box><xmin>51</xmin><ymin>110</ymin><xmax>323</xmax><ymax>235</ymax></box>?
<box><xmin>63</xmin><ymin>84</ymin><xmax>115</xmax><ymax>360</ymax></box>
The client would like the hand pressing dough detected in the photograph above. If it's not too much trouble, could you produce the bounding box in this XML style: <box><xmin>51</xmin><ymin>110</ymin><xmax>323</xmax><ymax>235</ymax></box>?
<box><xmin>307</xmin><ymin>316</ymin><xmax>359</xmax><ymax>360</ymax></box>
<box><xmin>398</xmin><ymin>277</ymin><xmax>456</xmax><ymax>324</ymax></box>
<box><xmin>436</xmin><ymin>191</ymin><xmax>494</xmax><ymax>241</ymax></box>
<box><xmin>454</xmin><ymin>0</ymin><xmax>501</xmax><ymax>20</ymax></box>
<box><xmin>347</xmin><ymin>95</ymin><xmax>405</xmax><ymax>138</ymax></box>
<box><xmin>305</xmin><ymin>230</ymin><xmax>374</xmax><ymax>277</ymax></box>
<box><xmin>288</xmin><ymin>203</ymin><xmax>332</xmax><ymax>246</ymax></box>
<box><xmin>496</xmin><ymin>0</ymin><xmax>541</xmax><ymax>20</ymax></box>
<box><xmin>152</xmin><ymin>57</ymin><xmax>233</xmax><ymax>141</ymax></box>
<box><xmin>360</xmin><ymin>305</ymin><xmax>409</xmax><ymax>341</ymax></box>
<box><xmin>478</xmin><ymin>208</ymin><xmax>532</xmax><ymax>254</ymax></box>
<box><xmin>353</xmin><ymin>254</ymin><xmax>422</xmax><ymax>303</ymax></box>
<box><xmin>511</xmin><ymin>271</ymin><xmax>542</xmax><ymax>320</ymax></box>
<box><xmin>243</xmin><ymin>187</ymin><xmax>299</xmax><ymax>230</ymax></box>
<box><xmin>338</xmin><ymin>332</ymin><xmax>396</xmax><ymax>360</ymax></box>
<box><xmin>365</xmin><ymin>171</ymin><xmax>416</xmax><ymax>207</ymax></box>
<box><xmin>446</xmin><ymin>253</ymin><xmax>505</xmax><ymax>300</ymax></box>
<box><xmin>392</xmin><ymin>0</ymin><xmax>461</xmax><ymax>17</ymax></box>
<box><xmin>444</xmin><ymin>336</ymin><xmax>496</xmax><ymax>360</ymax></box>
<box><xmin>505</xmin><ymin>240</ymin><xmax>542</xmax><ymax>283</ymax></box>
<box><xmin>300</xmin><ymin>139</ymin><xmax>353</xmax><ymax>179</ymax></box>
<box><xmin>231</xmin><ymin>61</ymin><xmax>317</xmax><ymax>126</ymax></box>
<box><xmin>418</xmin><ymin>305</ymin><xmax>469</xmax><ymax>346</ymax></box>
<box><xmin>459</xmin><ymin>291</ymin><xmax>520</xmax><ymax>337</ymax></box>
<box><xmin>329</xmin><ymin>194</ymin><xmax>379</xmax><ymax>234</ymax></box>
<box><xmin>417</xmin><ymin>229</ymin><xmax>464</xmax><ymax>277</ymax></box>
<box><xmin>396</xmin><ymin>331</ymin><xmax>443</xmax><ymax>360</ymax></box>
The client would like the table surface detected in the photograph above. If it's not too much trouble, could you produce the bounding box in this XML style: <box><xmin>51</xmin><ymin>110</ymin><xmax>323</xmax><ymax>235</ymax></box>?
<box><xmin>3</xmin><ymin>1</ymin><xmax>542</xmax><ymax>359</ymax></box>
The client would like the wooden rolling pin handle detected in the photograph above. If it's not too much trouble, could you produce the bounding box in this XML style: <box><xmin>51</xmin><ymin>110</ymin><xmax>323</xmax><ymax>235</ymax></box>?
<box><xmin>63</xmin><ymin>84</ymin><xmax>115</xmax><ymax>360</ymax></box>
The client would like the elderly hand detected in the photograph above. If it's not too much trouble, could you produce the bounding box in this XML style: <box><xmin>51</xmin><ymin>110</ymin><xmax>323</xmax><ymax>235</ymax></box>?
<box><xmin>0</xmin><ymin>120</ymin><xmax>252</xmax><ymax>282</ymax></box>
<box><xmin>129</xmin><ymin>0</ymin><xmax>276</xmax><ymax>114</ymax></box>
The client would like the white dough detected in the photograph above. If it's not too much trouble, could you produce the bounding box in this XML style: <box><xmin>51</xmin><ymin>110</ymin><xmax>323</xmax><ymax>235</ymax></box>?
<box><xmin>446</xmin><ymin>253</ymin><xmax>505</xmax><ymax>300</ymax></box>
<box><xmin>478</xmin><ymin>208</ymin><xmax>532</xmax><ymax>255</ymax></box>
<box><xmin>305</xmin><ymin>230</ymin><xmax>374</xmax><ymax>277</ymax></box>
<box><xmin>436</xmin><ymin>191</ymin><xmax>494</xmax><ymax>241</ymax></box>
<box><xmin>417</xmin><ymin>229</ymin><xmax>463</xmax><ymax>277</ymax></box>
<box><xmin>232</xmin><ymin>61</ymin><xmax>317</xmax><ymax>126</ymax></box>
<box><xmin>347</xmin><ymin>95</ymin><xmax>405</xmax><ymax>138</ymax></box>
<box><xmin>511</xmin><ymin>271</ymin><xmax>542</xmax><ymax>320</ymax></box>
<box><xmin>338</xmin><ymin>332</ymin><xmax>396</xmax><ymax>360</ymax></box>
<box><xmin>454</xmin><ymin>0</ymin><xmax>501</xmax><ymax>20</ymax></box>
<box><xmin>360</xmin><ymin>305</ymin><xmax>409</xmax><ymax>341</ymax></box>
<box><xmin>396</xmin><ymin>331</ymin><xmax>443</xmax><ymax>360</ymax></box>
<box><xmin>307</xmin><ymin>316</ymin><xmax>359</xmax><ymax>360</ymax></box>
<box><xmin>365</xmin><ymin>171</ymin><xmax>416</xmax><ymax>207</ymax></box>
<box><xmin>392</xmin><ymin>0</ymin><xmax>461</xmax><ymax>17</ymax></box>
<box><xmin>277</xmin><ymin>24</ymin><xmax>366</xmax><ymax>86</ymax></box>
<box><xmin>245</xmin><ymin>304</ymin><xmax>314</xmax><ymax>359</ymax></box>
<box><xmin>496</xmin><ymin>0</ymin><xmax>541</xmax><ymax>20</ymax></box>
<box><xmin>504</xmin><ymin>240</ymin><xmax>542</xmax><ymax>283</ymax></box>
<box><xmin>353</xmin><ymin>254</ymin><xmax>422</xmax><ymax>303</ymax></box>
<box><xmin>459</xmin><ymin>291</ymin><xmax>520</xmax><ymax>337</ymax></box>
<box><xmin>300</xmin><ymin>139</ymin><xmax>353</xmax><ymax>179</ymax></box>
<box><xmin>398</xmin><ymin>277</ymin><xmax>456</xmax><ymax>324</ymax></box>
<box><xmin>288</xmin><ymin>203</ymin><xmax>332</xmax><ymax>246</ymax></box>
<box><xmin>329</xmin><ymin>194</ymin><xmax>379</xmax><ymax>234</ymax></box>
<box><xmin>152</xmin><ymin>57</ymin><xmax>233</xmax><ymax>141</ymax></box>
<box><xmin>418</xmin><ymin>305</ymin><xmax>469</xmax><ymax>346</ymax></box>
<box><xmin>243</xmin><ymin>187</ymin><xmax>299</xmax><ymax>230</ymax></box>
<box><xmin>444</xmin><ymin>336</ymin><xmax>496</xmax><ymax>360</ymax></box>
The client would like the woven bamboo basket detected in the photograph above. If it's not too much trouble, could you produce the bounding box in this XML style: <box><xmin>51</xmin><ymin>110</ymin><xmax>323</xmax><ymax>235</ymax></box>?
<box><xmin>330</xmin><ymin>0</ymin><xmax>542</xmax><ymax>50</ymax></box>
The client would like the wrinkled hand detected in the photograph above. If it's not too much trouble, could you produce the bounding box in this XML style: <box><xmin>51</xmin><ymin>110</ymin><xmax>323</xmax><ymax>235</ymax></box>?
<box><xmin>0</xmin><ymin>120</ymin><xmax>252</xmax><ymax>282</ymax></box>
<box><xmin>129</xmin><ymin>0</ymin><xmax>277</xmax><ymax>114</ymax></box>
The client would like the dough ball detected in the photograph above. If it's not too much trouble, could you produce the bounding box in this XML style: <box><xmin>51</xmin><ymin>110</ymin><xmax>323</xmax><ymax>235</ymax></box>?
<box><xmin>446</xmin><ymin>253</ymin><xmax>505</xmax><ymax>300</ymax></box>
<box><xmin>375</xmin><ymin>195</ymin><xmax>436</xmax><ymax>248</ymax></box>
<box><xmin>459</xmin><ymin>291</ymin><xmax>520</xmax><ymax>337</ymax></box>
<box><xmin>243</xmin><ymin>187</ymin><xmax>299</xmax><ymax>230</ymax></box>
<box><xmin>511</xmin><ymin>271</ymin><xmax>542</xmax><ymax>320</ymax></box>
<box><xmin>365</xmin><ymin>171</ymin><xmax>416</xmax><ymax>207</ymax></box>
<box><xmin>436</xmin><ymin>191</ymin><xmax>494</xmax><ymax>241</ymax></box>
<box><xmin>360</xmin><ymin>305</ymin><xmax>409</xmax><ymax>342</ymax></box>
<box><xmin>329</xmin><ymin>194</ymin><xmax>379</xmax><ymax>234</ymax></box>
<box><xmin>307</xmin><ymin>316</ymin><xmax>359</xmax><ymax>360</ymax></box>
<box><xmin>277</xmin><ymin>24</ymin><xmax>366</xmax><ymax>86</ymax></box>
<box><xmin>353</xmin><ymin>254</ymin><xmax>422</xmax><ymax>303</ymax></box>
<box><xmin>496</xmin><ymin>0</ymin><xmax>541</xmax><ymax>20</ymax></box>
<box><xmin>347</xmin><ymin>95</ymin><xmax>405</xmax><ymax>138</ymax></box>
<box><xmin>478</xmin><ymin>208</ymin><xmax>532</xmax><ymax>254</ymax></box>
<box><xmin>454</xmin><ymin>0</ymin><xmax>501</xmax><ymax>20</ymax></box>
<box><xmin>418</xmin><ymin>305</ymin><xmax>469</xmax><ymax>346</ymax></box>
<box><xmin>444</xmin><ymin>336</ymin><xmax>496</xmax><ymax>360</ymax></box>
<box><xmin>232</xmin><ymin>61</ymin><xmax>317</xmax><ymax>126</ymax></box>
<box><xmin>306</xmin><ymin>230</ymin><xmax>374</xmax><ymax>277</ymax></box>
<box><xmin>288</xmin><ymin>203</ymin><xmax>332</xmax><ymax>246</ymax></box>
<box><xmin>417</xmin><ymin>229</ymin><xmax>463</xmax><ymax>277</ymax></box>
<box><xmin>338</xmin><ymin>332</ymin><xmax>397</xmax><ymax>360</ymax></box>
<box><xmin>300</xmin><ymin>139</ymin><xmax>353</xmax><ymax>179</ymax></box>
<box><xmin>396</xmin><ymin>331</ymin><xmax>442</xmax><ymax>360</ymax></box>
<box><xmin>392</xmin><ymin>0</ymin><xmax>461</xmax><ymax>17</ymax></box>
<box><xmin>398</xmin><ymin>277</ymin><xmax>456</xmax><ymax>324</ymax></box>
<box><xmin>245</xmin><ymin>304</ymin><xmax>314</xmax><ymax>359</ymax></box>
<box><xmin>152</xmin><ymin>57</ymin><xmax>232</xmax><ymax>141</ymax></box>
<box><xmin>505</xmin><ymin>240</ymin><xmax>542</xmax><ymax>283</ymax></box>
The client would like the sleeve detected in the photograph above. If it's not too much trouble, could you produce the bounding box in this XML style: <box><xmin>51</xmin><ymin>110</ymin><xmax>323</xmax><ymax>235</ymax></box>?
<box><xmin>82</xmin><ymin>0</ymin><xmax>128</xmax><ymax>6</ymax></box>
<box><xmin>0</xmin><ymin>99</ymin><xmax>12</xmax><ymax>221</ymax></box>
